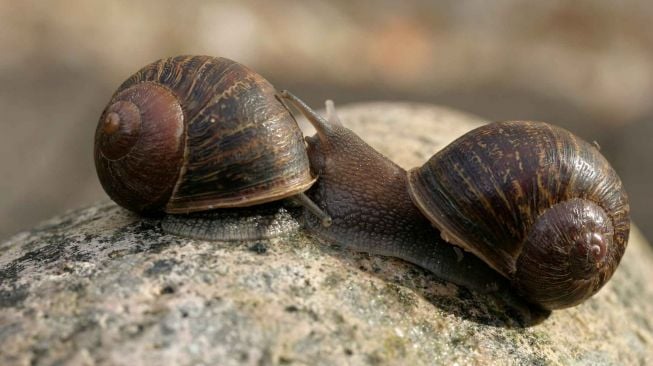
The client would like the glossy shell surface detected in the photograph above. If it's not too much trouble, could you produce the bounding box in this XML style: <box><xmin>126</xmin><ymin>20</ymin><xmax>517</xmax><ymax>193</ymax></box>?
<box><xmin>95</xmin><ymin>56</ymin><xmax>315</xmax><ymax>214</ymax></box>
<box><xmin>408</xmin><ymin>121</ymin><xmax>630</xmax><ymax>308</ymax></box>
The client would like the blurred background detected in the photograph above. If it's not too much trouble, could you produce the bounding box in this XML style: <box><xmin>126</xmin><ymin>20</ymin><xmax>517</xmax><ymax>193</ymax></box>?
<box><xmin>1</xmin><ymin>0</ymin><xmax>652</xmax><ymax>242</ymax></box>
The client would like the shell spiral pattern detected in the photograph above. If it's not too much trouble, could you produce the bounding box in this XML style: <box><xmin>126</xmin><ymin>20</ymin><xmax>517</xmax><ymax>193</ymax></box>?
<box><xmin>408</xmin><ymin>121</ymin><xmax>630</xmax><ymax>309</ymax></box>
<box><xmin>95</xmin><ymin>56</ymin><xmax>315</xmax><ymax>214</ymax></box>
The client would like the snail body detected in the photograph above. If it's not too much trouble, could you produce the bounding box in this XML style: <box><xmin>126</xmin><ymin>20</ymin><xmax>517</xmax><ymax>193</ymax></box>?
<box><xmin>286</xmin><ymin>95</ymin><xmax>514</xmax><ymax>299</ymax></box>
<box><xmin>280</xmin><ymin>91</ymin><xmax>630</xmax><ymax>311</ymax></box>
<box><xmin>94</xmin><ymin>56</ymin><xmax>329</xmax><ymax>240</ymax></box>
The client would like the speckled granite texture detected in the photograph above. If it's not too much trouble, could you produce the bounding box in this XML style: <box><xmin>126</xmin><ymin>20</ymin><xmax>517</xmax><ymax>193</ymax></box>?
<box><xmin>1</xmin><ymin>103</ymin><xmax>651</xmax><ymax>365</ymax></box>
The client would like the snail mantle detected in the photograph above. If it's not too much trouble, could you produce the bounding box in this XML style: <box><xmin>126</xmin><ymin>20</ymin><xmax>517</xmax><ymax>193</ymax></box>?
<box><xmin>1</xmin><ymin>103</ymin><xmax>652</xmax><ymax>365</ymax></box>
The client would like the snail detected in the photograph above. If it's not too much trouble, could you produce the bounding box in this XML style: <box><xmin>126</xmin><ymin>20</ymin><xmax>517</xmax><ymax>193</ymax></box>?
<box><xmin>279</xmin><ymin>91</ymin><xmax>630</xmax><ymax>311</ymax></box>
<box><xmin>95</xmin><ymin>55</ymin><xmax>630</xmax><ymax>313</ymax></box>
<box><xmin>94</xmin><ymin>55</ymin><xmax>331</xmax><ymax>240</ymax></box>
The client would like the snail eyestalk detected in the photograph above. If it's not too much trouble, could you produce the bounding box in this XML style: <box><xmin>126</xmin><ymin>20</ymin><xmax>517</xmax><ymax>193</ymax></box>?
<box><xmin>325</xmin><ymin>100</ymin><xmax>343</xmax><ymax>127</ymax></box>
<box><xmin>294</xmin><ymin>192</ymin><xmax>332</xmax><ymax>227</ymax></box>
<box><xmin>279</xmin><ymin>90</ymin><xmax>335</xmax><ymax>141</ymax></box>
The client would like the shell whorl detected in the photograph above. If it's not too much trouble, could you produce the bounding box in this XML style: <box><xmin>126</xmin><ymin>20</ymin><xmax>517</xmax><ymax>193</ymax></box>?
<box><xmin>95</xmin><ymin>56</ymin><xmax>315</xmax><ymax>214</ymax></box>
<box><xmin>95</xmin><ymin>82</ymin><xmax>185</xmax><ymax>213</ymax></box>
<box><xmin>407</xmin><ymin>121</ymin><xmax>630</xmax><ymax>309</ymax></box>
<box><xmin>515</xmin><ymin>198</ymin><xmax>615</xmax><ymax>308</ymax></box>
<box><xmin>97</xmin><ymin>100</ymin><xmax>141</xmax><ymax>160</ymax></box>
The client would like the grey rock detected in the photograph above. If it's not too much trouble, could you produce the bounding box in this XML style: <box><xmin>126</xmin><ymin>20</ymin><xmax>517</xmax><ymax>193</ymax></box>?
<box><xmin>1</xmin><ymin>102</ymin><xmax>652</xmax><ymax>365</ymax></box>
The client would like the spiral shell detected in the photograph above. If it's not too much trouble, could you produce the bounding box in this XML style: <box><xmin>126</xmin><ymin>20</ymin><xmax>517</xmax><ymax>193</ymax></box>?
<box><xmin>408</xmin><ymin>121</ymin><xmax>630</xmax><ymax>309</ymax></box>
<box><xmin>95</xmin><ymin>56</ymin><xmax>315</xmax><ymax>214</ymax></box>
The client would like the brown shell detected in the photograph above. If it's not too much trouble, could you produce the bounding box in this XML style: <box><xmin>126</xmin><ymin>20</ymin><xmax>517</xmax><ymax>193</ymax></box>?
<box><xmin>407</xmin><ymin>121</ymin><xmax>630</xmax><ymax>309</ymax></box>
<box><xmin>95</xmin><ymin>56</ymin><xmax>315</xmax><ymax>214</ymax></box>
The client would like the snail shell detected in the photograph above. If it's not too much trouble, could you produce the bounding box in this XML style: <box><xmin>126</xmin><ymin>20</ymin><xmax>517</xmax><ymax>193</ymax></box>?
<box><xmin>407</xmin><ymin>121</ymin><xmax>630</xmax><ymax>309</ymax></box>
<box><xmin>94</xmin><ymin>55</ymin><xmax>315</xmax><ymax>215</ymax></box>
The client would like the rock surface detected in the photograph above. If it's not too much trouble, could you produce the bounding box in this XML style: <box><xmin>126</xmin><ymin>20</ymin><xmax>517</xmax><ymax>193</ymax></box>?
<box><xmin>1</xmin><ymin>102</ymin><xmax>652</xmax><ymax>365</ymax></box>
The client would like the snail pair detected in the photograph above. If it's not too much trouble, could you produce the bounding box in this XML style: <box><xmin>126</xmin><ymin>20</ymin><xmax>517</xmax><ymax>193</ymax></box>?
<box><xmin>94</xmin><ymin>55</ymin><xmax>630</xmax><ymax>313</ymax></box>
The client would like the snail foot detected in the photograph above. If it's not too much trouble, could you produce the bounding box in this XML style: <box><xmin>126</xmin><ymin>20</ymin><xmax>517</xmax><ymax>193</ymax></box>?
<box><xmin>161</xmin><ymin>201</ymin><xmax>302</xmax><ymax>241</ymax></box>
